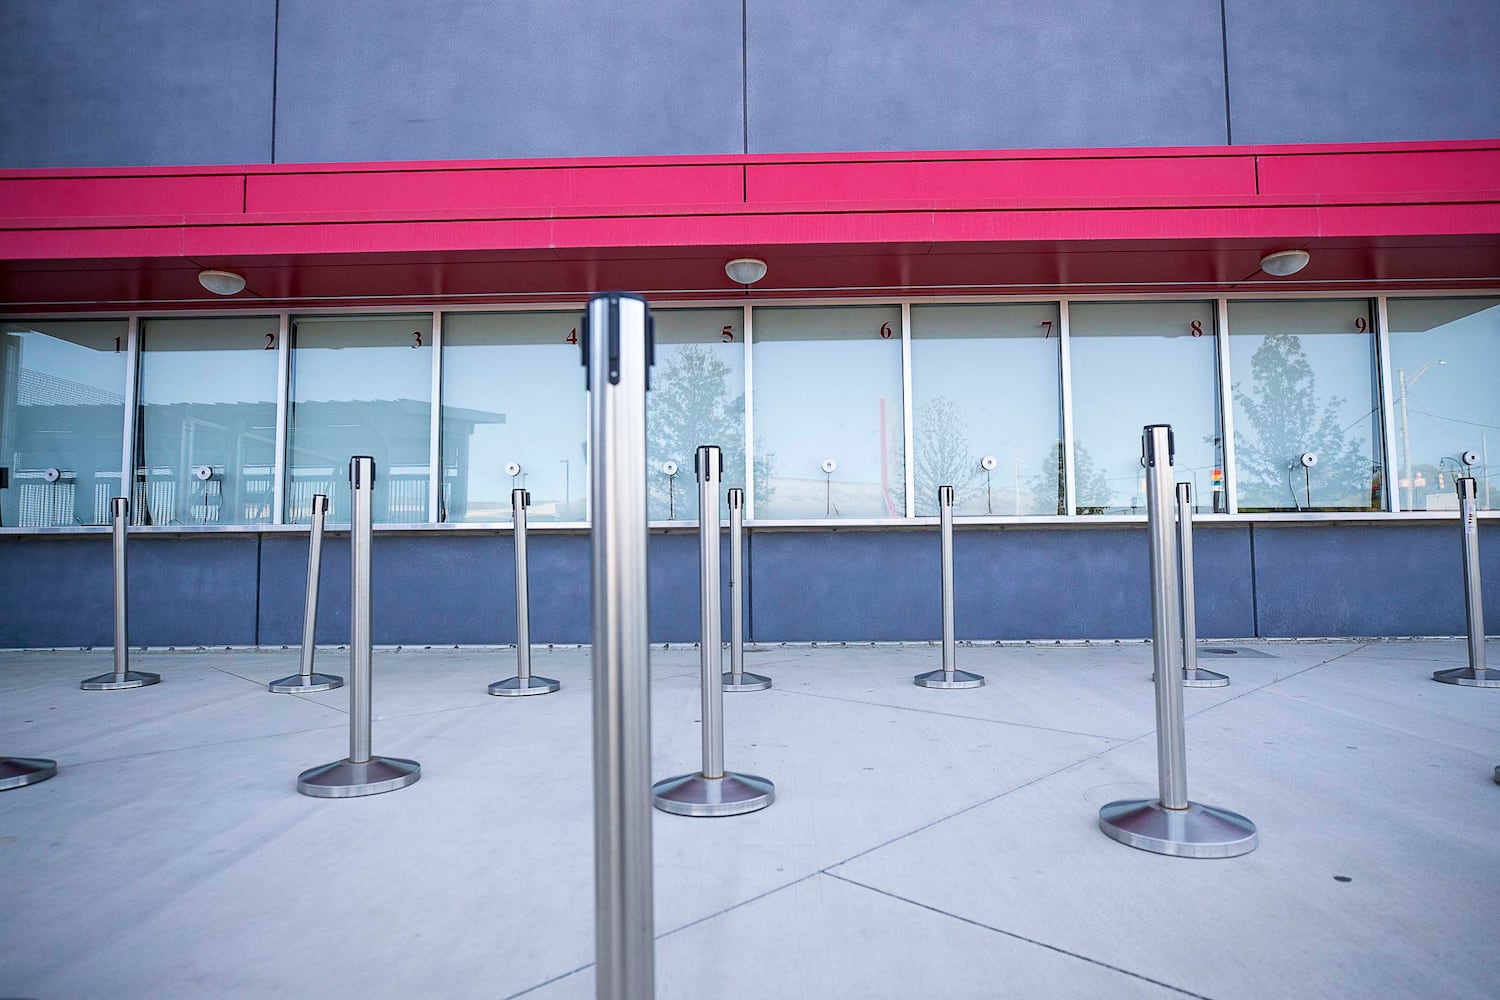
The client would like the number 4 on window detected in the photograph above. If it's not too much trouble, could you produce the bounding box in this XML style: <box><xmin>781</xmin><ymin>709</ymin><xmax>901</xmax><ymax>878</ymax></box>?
<box><xmin>567</xmin><ymin>328</ymin><xmax>578</xmax><ymax>345</ymax></box>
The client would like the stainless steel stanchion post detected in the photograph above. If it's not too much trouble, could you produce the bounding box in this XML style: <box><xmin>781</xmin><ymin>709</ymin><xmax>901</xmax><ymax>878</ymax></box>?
<box><xmin>1099</xmin><ymin>425</ymin><xmax>1257</xmax><ymax>858</ymax></box>
<box><xmin>915</xmin><ymin>484</ymin><xmax>984</xmax><ymax>689</ymax></box>
<box><xmin>297</xmin><ymin>457</ymin><xmax>420</xmax><ymax>797</ymax></box>
<box><xmin>490</xmin><ymin>488</ymin><xmax>560</xmax><ymax>696</ymax></box>
<box><xmin>1434</xmin><ymin>477</ymin><xmax>1499</xmax><ymax>686</ymax></box>
<box><xmin>0</xmin><ymin>755</ymin><xmax>57</xmax><ymax>791</ymax></box>
<box><xmin>269</xmin><ymin>494</ymin><xmax>343</xmax><ymax>693</ymax></box>
<box><xmin>722</xmin><ymin>487</ymin><xmax>770</xmax><ymax>692</ymax></box>
<box><xmin>1178</xmin><ymin>482</ymin><xmax>1228</xmax><ymax>689</ymax></box>
<box><xmin>584</xmin><ymin>292</ymin><xmax>656</xmax><ymax>1000</ymax></box>
<box><xmin>653</xmin><ymin>444</ymin><xmax>774</xmax><ymax>817</ymax></box>
<box><xmin>81</xmin><ymin>497</ymin><xmax>160</xmax><ymax>691</ymax></box>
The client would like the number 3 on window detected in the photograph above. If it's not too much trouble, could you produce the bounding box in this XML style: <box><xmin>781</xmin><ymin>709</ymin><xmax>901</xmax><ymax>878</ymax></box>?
<box><xmin>412</xmin><ymin>331</ymin><xmax>423</xmax><ymax>348</ymax></box>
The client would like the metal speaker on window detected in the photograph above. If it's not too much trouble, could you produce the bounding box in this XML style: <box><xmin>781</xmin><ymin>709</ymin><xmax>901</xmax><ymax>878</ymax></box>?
<box><xmin>505</xmin><ymin>462</ymin><xmax>522</xmax><ymax>477</ymax></box>
<box><xmin>1462</xmin><ymin>450</ymin><xmax>1480</xmax><ymax>468</ymax></box>
<box><xmin>821</xmin><ymin>459</ymin><xmax>837</xmax><ymax>474</ymax></box>
<box><xmin>661</xmin><ymin>461</ymin><xmax>678</xmax><ymax>476</ymax></box>
<box><xmin>194</xmin><ymin>465</ymin><xmax>217</xmax><ymax>482</ymax></box>
<box><xmin>42</xmin><ymin>467</ymin><xmax>62</xmax><ymax>484</ymax></box>
<box><xmin>1299</xmin><ymin>452</ymin><xmax>1318</xmax><ymax>468</ymax></box>
<box><xmin>980</xmin><ymin>455</ymin><xmax>998</xmax><ymax>471</ymax></box>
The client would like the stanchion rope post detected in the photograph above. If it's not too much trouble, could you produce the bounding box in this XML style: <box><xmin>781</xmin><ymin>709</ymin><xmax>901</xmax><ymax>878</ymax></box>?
<box><xmin>269</xmin><ymin>493</ymin><xmax>343</xmax><ymax>693</ymax></box>
<box><xmin>652</xmin><ymin>444</ymin><xmax>774</xmax><ymax>817</ymax></box>
<box><xmin>1177</xmin><ymin>482</ymin><xmax>1228</xmax><ymax>689</ymax></box>
<box><xmin>584</xmin><ymin>292</ymin><xmax>657</xmax><ymax>999</ymax></box>
<box><xmin>1434</xmin><ymin>476</ymin><xmax>1499</xmax><ymax>687</ymax></box>
<box><xmin>722</xmin><ymin>487</ymin><xmax>770</xmax><ymax>692</ymax></box>
<box><xmin>490</xmin><ymin>488</ymin><xmax>561</xmax><ymax>696</ymax></box>
<box><xmin>296</xmin><ymin>457</ymin><xmax>420</xmax><ymax>797</ymax></box>
<box><xmin>81</xmin><ymin>497</ymin><xmax>160</xmax><ymax>691</ymax></box>
<box><xmin>915</xmin><ymin>484</ymin><xmax>984</xmax><ymax>689</ymax></box>
<box><xmin>1098</xmin><ymin>425</ymin><xmax>1257</xmax><ymax>858</ymax></box>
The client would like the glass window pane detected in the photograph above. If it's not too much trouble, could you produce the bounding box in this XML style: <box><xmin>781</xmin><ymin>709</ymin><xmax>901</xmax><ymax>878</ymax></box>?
<box><xmin>1228</xmin><ymin>299</ymin><xmax>1383</xmax><ymax>512</ymax></box>
<box><xmin>440</xmin><ymin>311</ymin><xmax>585</xmax><ymax>523</ymax></box>
<box><xmin>134</xmin><ymin>317</ymin><xmax>279</xmax><ymax>526</ymax></box>
<box><xmin>648</xmin><ymin>308</ymin><xmax>745</xmax><ymax>522</ymax></box>
<box><xmin>287</xmin><ymin>315</ymin><xmax>432</xmax><ymax>523</ymax></box>
<box><xmin>1388</xmin><ymin>297</ymin><xmax>1500</xmax><ymax>511</ymax></box>
<box><xmin>1070</xmin><ymin>302</ymin><xmax>1223</xmax><ymax>514</ymax></box>
<box><xmin>752</xmin><ymin>305</ymin><xmax>904</xmax><ymax>519</ymax></box>
<box><xmin>910</xmin><ymin>303</ymin><xmax>1062</xmax><ymax>516</ymax></box>
<box><xmin>0</xmin><ymin>319</ymin><xmax>127</xmax><ymax>526</ymax></box>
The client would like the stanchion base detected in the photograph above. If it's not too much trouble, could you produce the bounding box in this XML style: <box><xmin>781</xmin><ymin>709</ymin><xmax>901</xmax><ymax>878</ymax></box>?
<box><xmin>0</xmin><ymin>757</ymin><xmax>58</xmax><ymax>791</ymax></box>
<box><xmin>1098</xmin><ymin>799</ymin><xmax>1258</xmax><ymax>858</ymax></box>
<box><xmin>297</xmin><ymin>757</ymin><xmax>421</xmax><ymax>798</ymax></box>
<box><xmin>268</xmin><ymin>672</ymin><xmax>344</xmax><ymax>694</ymax></box>
<box><xmin>1183</xmin><ymin>667</ymin><xmax>1230</xmax><ymax>688</ymax></box>
<box><xmin>1432</xmin><ymin>666</ymin><xmax>1500</xmax><ymax>688</ymax></box>
<box><xmin>488</xmin><ymin>675</ymin><xmax>561</xmax><ymax>697</ymax></box>
<box><xmin>80</xmin><ymin>670</ymin><xmax>160</xmax><ymax>691</ymax></box>
<box><xmin>652</xmin><ymin>771</ymin><xmax>774</xmax><ymax>817</ymax></box>
<box><xmin>722</xmin><ymin>671</ymin><xmax>772</xmax><ymax>692</ymax></box>
<box><xmin>914</xmin><ymin>668</ymin><xmax>985</xmax><ymax>689</ymax></box>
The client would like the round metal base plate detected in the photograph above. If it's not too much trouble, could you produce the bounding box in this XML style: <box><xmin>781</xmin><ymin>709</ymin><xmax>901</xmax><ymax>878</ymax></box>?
<box><xmin>652</xmin><ymin>771</ymin><xmax>775</xmax><ymax>817</ymax></box>
<box><xmin>1098</xmin><ymin>799</ymin><xmax>1258</xmax><ymax>858</ymax></box>
<box><xmin>488</xmin><ymin>675</ymin><xmax>561</xmax><ymax>697</ymax></box>
<box><xmin>268</xmin><ymin>672</ymin><xmax>344</xmax><ymax>694</ymax></box>
<box><xmin>0</xmin><ymin>757</ymin><xmax>59</xmax><ymax>791</ymax></box>
<box><xmin>80</xmin><ymin>670</ymin><xmax>161</xmax><ymax>691</ymax></box>
<box><xmin>297</xmin><ymin>756</ymin><xmax>421</xmax><ymax>798</ymax></box>
<box><xmin>1432</xmin><ymin>666</ymin><xmax>1500</xmax><ymax>688</ymax></box>
<box><xmin>722</xmin><ymin>671</ymin><xmax>772</xmax><ymax>692</ymax></box>
<box><xmin>1183</xmin><ymin>667</ymin><xmax>1230</xmax><ymax>688</ymax></box>
<box><xmin>914</xmin><ymin>668</ymin><xmax>985</xmax><ymax>689</ymax></box>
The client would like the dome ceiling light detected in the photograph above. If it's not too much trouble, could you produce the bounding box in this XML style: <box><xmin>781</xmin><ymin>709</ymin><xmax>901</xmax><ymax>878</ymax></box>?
<box><xmin>198</xmin><ymin>269</ymin><xmax>247</xmax><ymax>295</ymax></box>
<box><xmin>1259</xmin><ymin>250</ymin><xmax>1311</xmax><ymax>277</ymax></box>
<box><xmin>724</xmin><ymin>257</ymin><xmax>768</xmax><ymax>285</ymax></box>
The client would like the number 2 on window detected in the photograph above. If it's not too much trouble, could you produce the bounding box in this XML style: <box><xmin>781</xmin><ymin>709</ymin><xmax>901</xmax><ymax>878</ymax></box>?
<box><xmin>265</xmin><ymin>333</ymin><xmax>275</xmax><ymax>350</ymax></box>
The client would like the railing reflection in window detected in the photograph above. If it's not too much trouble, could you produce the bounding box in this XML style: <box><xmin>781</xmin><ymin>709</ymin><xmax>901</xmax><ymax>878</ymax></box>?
<box><xmin>0</xmin><ymin>320</ymin><xmax>127</xmax><ymax>526</ymax></box>
<box><xmin>287</xmin><ymin>315</ymin><xmax>433</xmax><ymax>523</ymax></box>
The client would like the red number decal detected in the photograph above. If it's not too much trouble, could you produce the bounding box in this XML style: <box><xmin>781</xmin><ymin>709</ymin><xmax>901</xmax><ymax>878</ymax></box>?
<box><xmin>265</xmin><ymin>333</ymin><xmax>275</xmax><ymax>350</ymax></box>
<box><xmin>566</xmin><ymin>328</ymin><xmax>578</xmax><ymax>345</ymax></box>
<box><xmin>879</xmin><ymin>322</ymin><xmax>893</xmax><ymax>339</ymax></box>
<box><xmin>1355</xmin><ymin>317</ymin><xmax>1367</xmax><ymax>333</ymax></box>
<box><xmin>412</xmin><ymin>331</ymin><xmax>423</xmax><ymax>348</ymax></box>
<box><xmin>721</xmin><ymin>325</ymin><xmax>734</xmax><ymax>343</ymax></box>
<box><xmin>114</xmin><ymin>337</ymin><xmax>122</xmax><ymax>353</ymax></box>
<box><xmin>1041</xmin><ymin>320</ymin><xmax>1053</xmax><ymax>338</ymax></box>
<box><xmin>1190</xmin><ymin>320</ymin><xmax>1204</xmax><ymax>338</ymax></box>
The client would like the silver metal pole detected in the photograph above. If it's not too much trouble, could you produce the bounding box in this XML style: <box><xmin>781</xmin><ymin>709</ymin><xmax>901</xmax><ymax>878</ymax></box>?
<box><xmin>81</xmin><ymin>497</ymin><xmax>159</xmax><ymax>691</ymax></box>
<box><xmin>653</xmin><ymin>443</ymin><xmax>774</xmax><ymax>817</ymax></box>
<box><xmin>585</xmin><ymin>292</ymin><xmax>656</xmax><ymax>1000</ymax></box>
<box><xmin>1177</xmin><ymin>482</ymin><xmax>1227</xmax><ymax>689</ymax></box>
<box><xmin>269</xmin><ymin>494</ymin><xmax>342</xmax><ymax>693</ymax></box>
<box><xmin>1098</xmin><ymin>425</ymin><xmax>1257</xmax><ymax>858</ymax></box>
<box><xmin>915</xmin><ymin>485</ymin><xmax>983</xmax><ymax>689</ymax></box>
<box><xmin>490</xmin><ymin>489</ymin><xmax>559</xmax><ymax>696</ymax></box>
<box><xmin>1434</xmin><ymin>477</ymin><xmax>1498</xmax><ymax>686</ymax></box>
<box><xmin>723</xmin><ymin>488</ymin><xmax>770</xmax><ymax>692</ymax></box>
<box><xmin>297</xmin><ymin>457</ymin><xmax>420</xmax><ymax>797</ymax></box>
<box><xmin>698</xmin><ymin>446</ymin><xmax>724</xmax><ymax>780</ymax></box>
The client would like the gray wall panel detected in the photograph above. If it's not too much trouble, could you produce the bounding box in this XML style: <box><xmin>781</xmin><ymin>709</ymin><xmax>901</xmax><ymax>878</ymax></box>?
<box><xmin>0</xmin><ymin>0</ymin><xmax>275</xmax><ymax>168</ymax></box>
<box><xmin>746</xmin><ymin>0</ymin><xmax>1229</xmax><ymax>154</ymax></box>
<box><xmin>274</xmin><ymin>0</ymin><xmax>744</xmax><ymax>163</ymax></box>
<box><xmin>1225</xmin><ymin>1</ymin><xmax>1500</xmax><ymax>144</ymax></box>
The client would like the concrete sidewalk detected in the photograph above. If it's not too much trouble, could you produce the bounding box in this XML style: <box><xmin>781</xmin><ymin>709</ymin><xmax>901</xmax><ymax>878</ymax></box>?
<box><xmin>1</xmin><ymin>640</ymin><xmax>1497</xmax><ymax>999</ymax></box>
